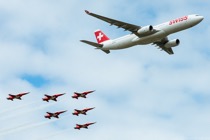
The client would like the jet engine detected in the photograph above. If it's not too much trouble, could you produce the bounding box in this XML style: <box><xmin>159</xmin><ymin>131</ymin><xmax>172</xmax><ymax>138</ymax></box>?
<box><xmin>137</xmin><ymin>25</ymin><xmax>154</xmax><ymax>36</ymax></box>
<box><xmin>164</xmin><ymin>39</ymin><xmax>180</xmax><ymax>48</ymax></box>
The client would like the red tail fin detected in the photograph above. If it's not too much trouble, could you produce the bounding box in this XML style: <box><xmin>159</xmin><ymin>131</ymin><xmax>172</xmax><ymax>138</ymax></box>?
<box><xmin>94</xmin><ymin>30</ymin><xmax>110</xmax><ymax>44</ymax></box>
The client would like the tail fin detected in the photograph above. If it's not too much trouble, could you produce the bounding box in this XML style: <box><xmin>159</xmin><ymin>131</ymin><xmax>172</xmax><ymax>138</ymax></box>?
<box><xmin>94</xmin><ymin>30</ymin><xmax>110</xmax><ymax>44</ymax></box>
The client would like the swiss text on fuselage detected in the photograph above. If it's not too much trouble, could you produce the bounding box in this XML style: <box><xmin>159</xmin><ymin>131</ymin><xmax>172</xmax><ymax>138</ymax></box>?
<box><xmin>169</xmin><ymin>16</ymin><xmax>188</xmax><ymax>25</ymax></box>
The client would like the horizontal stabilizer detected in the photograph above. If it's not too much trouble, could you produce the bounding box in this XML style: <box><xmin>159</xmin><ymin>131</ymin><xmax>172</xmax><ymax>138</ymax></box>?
<box><xmin>80</xmin><ymin>40</ymin><xmax>103</xmax><ymax>48</ymax></box>
<box><xmin>80</xmin><ymin>40</ymin><xmax>110</xmax><ymax>54</ymax></box>
<box><xmin>101</xmin><ymin>50</ymin><xmax>110</xmax><ymax>54</ymax></box>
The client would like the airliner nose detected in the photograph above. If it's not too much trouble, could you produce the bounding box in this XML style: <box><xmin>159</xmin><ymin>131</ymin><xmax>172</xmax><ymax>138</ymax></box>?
<box><xmin>200</xmin><ymin>16</ymin><xmax>204</xmax><ymax>21</ymax></box>
<box><xmin>195</xmin><ymin>15</ymin><xmax>204</xmax><ymax>23</ymax></box>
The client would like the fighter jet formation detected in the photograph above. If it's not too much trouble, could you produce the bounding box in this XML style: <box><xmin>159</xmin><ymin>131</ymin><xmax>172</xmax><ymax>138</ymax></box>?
<box><xmin>5</xmin><ymin>90</ymin><xmax>96</xmax><ymax>130</ymax></box>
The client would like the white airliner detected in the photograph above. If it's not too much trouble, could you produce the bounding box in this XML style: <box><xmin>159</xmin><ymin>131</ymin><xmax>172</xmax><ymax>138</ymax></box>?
<box><xmin>81</xmin><ymin>10</ymin><xmax>203</xmax><ymax>54</ymax></box>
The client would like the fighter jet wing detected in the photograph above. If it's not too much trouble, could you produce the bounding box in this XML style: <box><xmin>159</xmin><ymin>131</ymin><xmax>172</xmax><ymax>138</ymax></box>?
<box><xmin>9</xmin><ymin>94</ymin><xmax>15</xmax><ymax>97</ymax></box>
<box><xmin>55</xmin><ymin>93</ymin><xmax>65</xmax><ymax>97</ymax></box>
<box><xmin>19</xmin><ymin>92</ymin><xmax>30</xmax><ymax>95</ymax></box>
<box><xmin>44</xmin><ymin>94</ymin><xmax>51</xmax><ymax>98</ymax></box>
<box><xmin>153</xmin><ymin>37</ymin><xmax>174</xmax><ymax>55</ymax></box>
<box><xmin>56</xmin><ymin>110</ymin><xmax>67</xmax><ymax>115</ymax></box>
<box><xmin>74</xmin><ymin>109</ymin><xmax>81</xmax><ymax>112</ymax></box>
<box><xmin>76</xmin><ymin>124</ymin><xmax>83</xmax><ymax>127</ymax></box>
<box><xmin>85</xmin><ymin>10</ymin><xmax>141</xmax><ymax>33</ymax></box>
<box><xmin>86</xmin><ymin>122</ymin><xmax>96</xmax><ymax>126</ymax></box>
<box><xmin>46</xmin><ymin>112</ymin><xmax>53</xmax><ymax>115</ymax></box>
<box><xmin>74</xmin><ymin>92</ymin><xmax>81</xmax><ymax>96</ymax></box>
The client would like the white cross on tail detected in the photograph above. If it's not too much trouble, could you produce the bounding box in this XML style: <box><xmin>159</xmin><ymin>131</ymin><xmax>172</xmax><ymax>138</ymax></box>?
<box><xmin>97</xmin><ymin>33</ymin><xmax>104</xmax><ymax>41</ymax></box>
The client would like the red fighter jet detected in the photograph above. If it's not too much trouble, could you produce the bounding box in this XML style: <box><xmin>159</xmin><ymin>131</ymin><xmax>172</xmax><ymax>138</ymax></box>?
<box><xmin>74</xmin><ymin>122</ymin><xmax>96</xmax><ymax>130</ymax></box>
<box><xmin>72</xmin><ymin>90</ymin><xmax>95</xmax><ymax>99</ymax></box>
<box><xmin>42</xmin><ymin>93</ymin><xmax>65</xmax><ymax>102</ymax></box>
<box><xmin>73</xmin><ymin>107</ymin><xmax>95</xmax><ymax>116</ymax></box>
<box><xmin>44</xmin><ymin>110</ymin><xmax>67</xmax><ymax>119</ymax></box>
<box><xmin>7</xmin><ymin>92</ymin><xmax>30</xmax><ymax>101</ymax></box>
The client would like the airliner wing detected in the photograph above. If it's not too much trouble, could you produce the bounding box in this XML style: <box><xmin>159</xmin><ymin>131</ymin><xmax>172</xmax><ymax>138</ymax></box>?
<box><xmin>160</xmin><ymin>46</ymin><xmax>174</xmax><ymax>55</ymax></box>
<box><xmin>153</xmin><ymin>37</ymin><xmax>174</xmax><ymax>55</ymax></box>
<box><xmin>85</xmin><ymin>10</ymin><xmax>141</xmax><ymax>33</ymax></box>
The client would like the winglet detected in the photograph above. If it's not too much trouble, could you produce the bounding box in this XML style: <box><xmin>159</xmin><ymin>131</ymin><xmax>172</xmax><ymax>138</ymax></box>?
<box><xmin>85</xmin><ymin>10</ymin><xmax>90</xmax><ymax>14</ymax></box>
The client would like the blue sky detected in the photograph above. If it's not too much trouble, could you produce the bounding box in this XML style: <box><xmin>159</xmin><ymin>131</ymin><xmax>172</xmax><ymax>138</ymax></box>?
<box><xmin>0</xmin><ymin>0</ymin><xmax>209</xmax><ymax>140</ymax></box>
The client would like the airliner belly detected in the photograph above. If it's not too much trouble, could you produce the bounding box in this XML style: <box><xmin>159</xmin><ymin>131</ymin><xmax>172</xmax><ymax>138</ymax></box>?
<box><xmin>103</xmin><ymin>35</ymin><xmax>136</xmax><ymax>50</ymax></box>
<box><xmin>133</xmin><ymin>30</ymin><xmax>167</xmax><ymax>45</ymax></box>
<box><xmin>103</xmin><ymin>30</ymin><xmax>167</xmax><ymax>50</ymax></box>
